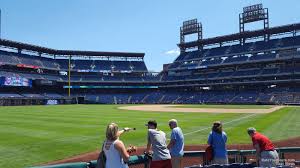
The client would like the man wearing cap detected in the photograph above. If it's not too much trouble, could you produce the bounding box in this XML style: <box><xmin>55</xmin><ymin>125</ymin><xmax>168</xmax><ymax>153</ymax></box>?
<box><xmin>247</xmin><ymin>127</ymin><xmax>279</xmax><ymax>167</ymax></box>
<box><xmin>145</xmin><ymin>120</ymin><xmax>172</xmax><ymax>168</ymax></box>
<box><xmin>167</xmin><ymin>119</ymin><xmax>184</xmax><ymax>168</ymax></box>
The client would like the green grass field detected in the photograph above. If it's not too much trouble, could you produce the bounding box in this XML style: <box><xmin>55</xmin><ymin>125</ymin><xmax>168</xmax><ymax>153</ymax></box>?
<box><xmin>0</xmin><ymin>104</ymin><xmax>299</xmax><ymax>168</ymax></box>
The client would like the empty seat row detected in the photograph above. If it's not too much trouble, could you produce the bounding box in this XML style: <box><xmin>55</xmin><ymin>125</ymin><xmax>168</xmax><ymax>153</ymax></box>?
<box><xmin>0</xmin><ymin>51</ymin><xmax>148</xmax><ymax>71</ymax></box>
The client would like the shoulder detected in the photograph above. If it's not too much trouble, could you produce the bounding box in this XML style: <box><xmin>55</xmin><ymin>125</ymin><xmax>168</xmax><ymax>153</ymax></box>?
<box><xmin>148</xmin><ymin>129</ymin><xmax>153</xmax><ymax>134</ymax></box>
<box><xmin>114</xmin><ymin>139</ymin><xmax>123</xmax><ymax>145</ymax></box>
<box><xmin>172</xmin><ymin>128</ymin><xmax>178</xmax><ymax>133</ymax></box>
<box><xmin>252</xmin><ymin>132</ymin><xmax>261</xmax><ymax>139</ymax></box>
<box><xmin>159</xmin><ymin>130</ymin><xmax>166</xmax><ymax>135</ymax></box>
<box><xmin>148</xmin><ymin>129</ymin><xmax>156</xmax><ymax>134</ymax></box>
<box><xmin>178</xmin><ymin>127</ymin><xmax>183</xmax><ymax>133</ymax></box>
<box><xmin>114</xmin><ymin>140</ymin><xmax>125</xmax><ymax>149</ymax></box>
<box><xmin>252</xmin><ymin>133</ymin><xmax>262</xmax><ymax>142</ymax></box>
<box><xmin>222</xmin><ymin>131</ymin><xmax>227</xmax><ymax>136</ymax></box>
<box><xmin>175</xmin><ymin>127</ymin><xmax>182</xmax><ymax>132</ymax></box>
<box><xmin>148</xmin><ymin>129</ymin><xmax>155</xmax><ymax>132</ymax></box>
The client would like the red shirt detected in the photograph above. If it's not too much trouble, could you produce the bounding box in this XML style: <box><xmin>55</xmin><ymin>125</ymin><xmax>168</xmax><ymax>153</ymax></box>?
<box><xmin>252</xmin><ymin>132</ymin><xmax>275</xmax><ymax>152</ymax></box>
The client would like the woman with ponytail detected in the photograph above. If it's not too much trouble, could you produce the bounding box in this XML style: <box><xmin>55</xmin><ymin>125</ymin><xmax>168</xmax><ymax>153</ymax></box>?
<box><xmin>207</xmin><ymin>121</ymin><xmax>228</xmax><ymax>165</ymax></box>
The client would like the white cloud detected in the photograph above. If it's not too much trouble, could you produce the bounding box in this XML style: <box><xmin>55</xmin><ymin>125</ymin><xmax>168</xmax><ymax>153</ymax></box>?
<box><xmin>164</xmin><ymin>48</ymin><xmax>180</xmax><ymax>56</ymax></box>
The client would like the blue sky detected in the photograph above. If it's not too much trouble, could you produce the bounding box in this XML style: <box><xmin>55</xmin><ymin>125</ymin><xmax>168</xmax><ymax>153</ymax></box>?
<box><xmin>0</xmin><ymin>0</ymin><xmax>300</xmax><ymax>71</ymax></box>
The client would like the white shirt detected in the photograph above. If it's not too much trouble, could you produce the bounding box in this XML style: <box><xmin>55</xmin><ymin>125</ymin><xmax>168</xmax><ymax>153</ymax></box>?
<box><xmin>103</xmin><ymin>140</ymin><xmax>128</xmax><ymax>168</ymax></box>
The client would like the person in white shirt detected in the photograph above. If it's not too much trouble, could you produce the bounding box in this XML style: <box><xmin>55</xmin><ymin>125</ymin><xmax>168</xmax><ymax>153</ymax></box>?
<box><xmin>103</xmin><ymin>123</ymin><xmax>135</xmax><ymax>168</ymax></box>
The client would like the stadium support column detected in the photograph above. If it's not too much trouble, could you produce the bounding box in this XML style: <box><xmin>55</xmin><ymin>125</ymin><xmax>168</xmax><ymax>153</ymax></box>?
<box><xmin>0</xmin><ymin>9</ymin><xmax>2</xmax><ymax>39</ymax></box>
<box><xmin>68</xmin><ymin>55</ymin><xmax>71</xmax><ymax>97</ymax></box>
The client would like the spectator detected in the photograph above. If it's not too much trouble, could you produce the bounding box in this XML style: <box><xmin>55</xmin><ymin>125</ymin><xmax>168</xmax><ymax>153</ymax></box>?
<box><xmin>207</xmin><ymin>121</ymin><xmax>228</xmax><ymax>164</ymax></box>
<box><xmin>247</xmin><ymin>127</ymin><xmax>279</xmax><ymax>167</ymax></box>
<box><xmin>103</xmin><ymin>123</ymin><xmax>133</xmax><ymax>168</ymax></box>
<box><xmin>167</xmin><ymin>119</ymin><xmax>184</xmax><ymax>168</ymax></box>
<box><xmin>145</xmin><ymin>120</ymin><xmax>172</xmax><ymax>168</ymax></box>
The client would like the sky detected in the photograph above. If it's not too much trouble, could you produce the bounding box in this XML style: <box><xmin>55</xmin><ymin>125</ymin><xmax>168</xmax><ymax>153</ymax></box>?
<box><xmin>0</xmin><ymin>0</ymin><xmax>300</xmax><ymax>72</ymax></box>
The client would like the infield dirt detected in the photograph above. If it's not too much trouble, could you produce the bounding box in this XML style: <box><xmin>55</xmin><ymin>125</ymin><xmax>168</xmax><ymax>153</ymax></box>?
<box><xmin>118</xmin><ymin>105</ymin><xmax>284</xmax><ymax>113</ymax></box>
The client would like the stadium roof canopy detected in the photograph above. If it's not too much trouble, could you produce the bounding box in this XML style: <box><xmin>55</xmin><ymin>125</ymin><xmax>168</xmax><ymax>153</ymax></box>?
<box><xmin>178</xmin><ymin>23</ymin><xmax>300</xmax><ymax>48</ymax></box>
<box><xmin>0</xmin><ymin>39</ymin><xmax>145</xmax><ymax>58</ymax></box>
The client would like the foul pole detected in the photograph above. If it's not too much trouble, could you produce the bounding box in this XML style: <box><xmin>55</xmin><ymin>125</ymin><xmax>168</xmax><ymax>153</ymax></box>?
<box><xmin>68</xmin><ymin>55</ymin><xmax>71</xmax><ymax>97</ymax></box>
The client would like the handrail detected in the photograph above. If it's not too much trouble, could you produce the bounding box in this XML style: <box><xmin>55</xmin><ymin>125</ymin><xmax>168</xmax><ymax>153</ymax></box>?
<box><xmin>28</xmin><ymin>147</ymin><xmax>300</xmax><ymax>168</ymax></box>
<box><xmin>29</xmin><ymin>162</ymin><xmax>88</xmax><ymax>168</ymax></box>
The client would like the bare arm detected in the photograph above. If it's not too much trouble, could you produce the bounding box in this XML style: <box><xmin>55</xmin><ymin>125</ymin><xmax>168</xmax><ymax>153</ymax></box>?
<box><xmin>146</xmin><ymin>140</ymin><xmax>152</xmax><ymax>153</ymax></box>
<box><xmin>254</xmin><ymin>144</ymin><xmax>261</xmax><ymax>156</ymax></box>
<box><xmin>117</xmin><ymin>128</ymin><xmax>130</xmax><ymax>137</ymax></box>
<box><xmin>254</xmin><ymin>144</ymin><xmax>261</xmax><ymax>164</ymax></box>
<box><xmin>167</xmin><ymin>139</ymin><xmax>175</xmax><ymax>149</ymax></box>
<box><xmin>146</xmin><ymin>130</ymin><xmax>152</xmax><ymax>153</ymax></box>
<box><xmin>207</xmin><ymin>133</ymin><xmax>212</xmax><ymax>145</ymax></box>
<box><xmin>115</xmin><ymin>140</ymin><xmax>130</xmax><ymax>162</ymax></box>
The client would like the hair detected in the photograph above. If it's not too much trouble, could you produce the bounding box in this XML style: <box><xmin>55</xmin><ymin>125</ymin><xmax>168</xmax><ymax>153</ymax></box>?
<box><xmin>169</xmin><ymin>119</ymin><xmax>178</xmax><ymax>127</ymax></box>
<box><xmin>212</xmin><ymin>121</ymin><xmax>222</xmax><ymax>134</ymax></box>
<box><xmin>106</xmin><ymin>123</ymin><xmax>119</xmax><ymax>141</ymax></box>
<box><xmin>147</xmin><ymin>120</ymin><xmax>157</xmax><ymax>128</ymax></box>
<box><xmin>247</xmin><ymin>127</ymin><xmax>256</xmax><ymax>135</ymax></box>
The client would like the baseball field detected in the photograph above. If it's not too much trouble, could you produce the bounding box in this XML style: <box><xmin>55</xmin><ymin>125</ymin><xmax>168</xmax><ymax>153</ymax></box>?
<box><xmin>0</xmin><ymin>104</ymin><xmax>299</xmax><ymax>168</ymax></box>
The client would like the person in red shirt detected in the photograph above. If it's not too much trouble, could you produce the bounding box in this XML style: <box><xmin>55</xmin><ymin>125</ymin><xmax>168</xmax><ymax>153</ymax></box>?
<box><xmin>247</xmin><ymin>127</ymin><xmax>279</xmax><ymax>167</ymax></box>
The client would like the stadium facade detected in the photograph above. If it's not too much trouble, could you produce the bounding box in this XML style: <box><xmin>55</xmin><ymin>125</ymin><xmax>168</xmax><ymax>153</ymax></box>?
<box><xmin>1</xmin><ymin>4</ymin><xmax>300</xmax><ymax>106</ymax></box>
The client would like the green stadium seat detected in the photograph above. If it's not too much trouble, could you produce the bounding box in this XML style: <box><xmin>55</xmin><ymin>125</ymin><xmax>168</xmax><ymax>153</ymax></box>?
<box><xmin>29</xmin><ymin>162</ymin><xmax>87</xmax><ymax>168</ymax></box>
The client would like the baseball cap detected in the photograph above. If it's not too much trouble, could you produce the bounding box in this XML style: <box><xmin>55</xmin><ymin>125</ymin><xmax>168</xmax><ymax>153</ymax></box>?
<box><xmin>145</xmin><ymin>120</ymin><xmax>157</xmax><ymax>128</ymax></box>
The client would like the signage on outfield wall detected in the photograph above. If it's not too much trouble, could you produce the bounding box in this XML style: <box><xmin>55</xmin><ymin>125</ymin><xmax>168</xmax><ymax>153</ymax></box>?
<box><xmin>197</xmin><ymin>65</ymin><xmax>207</xmax><ymax>69</ymax></box>
<box><xmin>16</xmin><ymin>64</ymin><xmax>40</xmax><ymax>69</ymax></box>
<box><xmin>77</xmin><ymin>70</ymin><xmax>90</xmax><ymax>72</ymax></box>
<box><xmin>0</xmin><ymin>77</ymin><xmax>32</xmax><ymax>87</ymax></box>
<box><xmin>120</xmin><ymin>70</ymin><xmax>133</xmax><ymax>73</ymax></box>
<box><xmin>46</xmin><ymin>100</ymin><xmax>58</xmax><ymax>105</ymax></box>
<box><xmin>59</xmin><ymin>71</ymin><xmax>68</xmax><ymax>75</ymax></box>
<box><xmin>187</xmin><ymin>66</ymin><xmax>197</xmax><ymax>70</ymax></box>
<box><xmin>77</xmin><ymin>70</ymin><xmax>113</xmax><ymax>73</ymax></box>
<box><xmin>63</xmin><ymin>85</ymin><xmax>159</xmax><ymax>89</ymax></box>
<box><xmin>76</xmin><ymin>69</ymin><xmax>133</xmax><ymax>73</ymax></box>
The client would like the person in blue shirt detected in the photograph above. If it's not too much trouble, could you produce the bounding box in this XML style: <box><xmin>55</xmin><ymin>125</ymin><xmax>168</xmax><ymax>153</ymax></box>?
<box><xmin>167</xmin><ymin>119</ymin><xmax>184</xmax><ymax>168</ymax></box>
<box><xmin>207</xmin><ymin>121</ymin><xmax>228</xmax><ymax>165</ymax></box>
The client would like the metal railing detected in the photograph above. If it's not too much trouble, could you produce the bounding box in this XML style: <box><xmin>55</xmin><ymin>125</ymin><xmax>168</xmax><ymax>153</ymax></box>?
<box><xmin>29</xmin><ymin>147</ymin><xmax>300</xmax><ymax>168</ymax></box>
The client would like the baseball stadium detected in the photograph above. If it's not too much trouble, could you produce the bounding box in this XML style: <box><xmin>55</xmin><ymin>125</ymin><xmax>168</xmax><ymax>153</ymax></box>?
<box><xmin>0</xmin><ymin>1</ymin><xmax>300</xmax><ymax>168</ymax></box>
